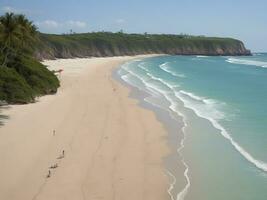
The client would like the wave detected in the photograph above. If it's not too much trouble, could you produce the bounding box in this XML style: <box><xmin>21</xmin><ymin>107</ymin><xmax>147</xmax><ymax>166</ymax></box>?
<box><xmin>120</xmin><ymin>58</ymin><xmax>267</xmax><ymax>200</ymax></box>
<box><xmin>122</xmin><ymin>63</ymin><xmax>180</xmax><ymax>94</ymax></box>
<box><xmin>227</xmin><ymin>58</ymin><xmax>267</xmax><ymax>68</ymax></box>
<box><xmin>196</xmin><ymin>55</ymin><xmax>209</xmax><ymax>58</ymax></box>
<box><xmin>137</xmin><ymin>62</ymin><xmax>149</xmax><ymax>73</ymax></box>
<box><xmin>122</xmin><ymin>73</ymin><xmax>165</xmax><ymax>98</ymax></box>
<box><xmin>146</xmin><ymin>73</ymin><xmax>180</xmax><ymax>90</ymax></box>
<box><xmin>140</xmin><ymin>79</ymin><xmax>191</xmax><ymax>200</ymax></box>
<box><xmin>120</xmin><ymin>66</ymin><xmax>163</xmax><ymax>97</ymax></box>
<box><xmin>119</xmin><ymin>59</ymin><xmax>267</xmax><ymax>200</ymax></box>
<box><xmin>121</xmin><ymin>63</ymin><xmax>177</xmax><ymax>98</ymax></box>
<box><xmin>159</xmin><ymin>92</ymin><xmax>191</xmax><ymax>200</ymax></box>
<box><xmin>167</xmin><ymin>170</ymin><xmax>176</xmax><ymax>200</ymax></box>
<box><xmin>159</xmin><ymin>62</ymin><xmax>186</xmax><ymax>78</ymax></box>
<box><xmin>179</xmin><ymin>90</ymin><xmax>226</xmax><ymax>120</ymax></box>
<box><xmin>252</xmin><ymin>53</ymin><xmax>263</xmax><ymax>56</ymax></box>
<box><xmin>175</xmin><ymin>90</ymin><xmax>267</xmax><ymax>172</ymax></box>
<box><xmin>176</xmin><ymin>112</ymin><xmax>190</xmax><ymax>200</ymax></box>
<box><xmin>119</xmin><ymin>61</ymin><xmax>191</xmax><ymax>200</ymax></box>
<box><xmin>143</xmin><ymin>66</ymin><xmax>267</xmax><ymax>172</ymax></box>
<box><xmin>137</xmin><ymin>63</ymin><xmax>180</xmax><ymax>90</ymax></box>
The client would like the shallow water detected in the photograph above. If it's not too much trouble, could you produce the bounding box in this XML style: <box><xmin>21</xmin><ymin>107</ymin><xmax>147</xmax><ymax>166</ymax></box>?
<box><xmin>118</xmin><ymin>54</ymin><xmax>267</xmax><ymax>200</ymax></box>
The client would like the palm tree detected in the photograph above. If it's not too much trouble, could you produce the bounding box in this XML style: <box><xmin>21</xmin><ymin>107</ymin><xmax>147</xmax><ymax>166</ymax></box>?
<box><xmin>0</xmin><ymin>12</ymin><xmax>38</xmax><ymax>67</ymax></box>
<box><xmin>0</xmin><ymin>13</ymin><xmax>20</xmax><ymax>66</ymax></box>
<box><xmin>15</xmin><ymin>14</ymin><xmax>38</xmax><ymax>52</ymax></box>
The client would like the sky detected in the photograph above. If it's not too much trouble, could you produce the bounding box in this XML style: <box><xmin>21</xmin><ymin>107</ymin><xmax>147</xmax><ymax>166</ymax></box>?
<box><xmin>0</xmin><ymin>0</ymin><xmax>266</xmax><ymax>52</ymax></box>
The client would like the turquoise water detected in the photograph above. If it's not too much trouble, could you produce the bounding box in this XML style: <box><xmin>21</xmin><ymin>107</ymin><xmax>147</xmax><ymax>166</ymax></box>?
<box><xmin>118</xmin><ymin>54</ymin><xmax>267</xmax><ymax>200</ymax></box>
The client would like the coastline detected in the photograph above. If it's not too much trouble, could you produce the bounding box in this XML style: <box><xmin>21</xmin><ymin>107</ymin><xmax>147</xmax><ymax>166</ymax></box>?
<box><xmin>116</xmin><ymin>54</ymin><xmax>267</xmax><ymax>200</ymax></box>
<box><xmin>113</xmin><ymin>59</ymin><xmax>190</xmax><ymax>200</ymax></box>
<box><xmin>0</xmin><ymin>55</ymin><xmax>170</xmax><ymax>200</ymax></box>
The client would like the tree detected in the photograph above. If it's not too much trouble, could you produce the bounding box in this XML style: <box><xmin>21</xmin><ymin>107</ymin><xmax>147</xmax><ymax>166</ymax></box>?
<box><xmin>15</xmin><ymin>14</ymin><xmax>38</xmax><ymax>52</ymax></box>
<box><xmin>0</xmin><ymin>12</ymin><xmax>38</xmax><ymax>67</ymax></box>
<box><xmin>0</xmin><ymin>13</ymin><xmax>20</xmax><ymax>67</ymax></box>
<box><xmin>0</xmin><ymin>13</ymin><xmax>59</xmax><ymax>104</ymax></box>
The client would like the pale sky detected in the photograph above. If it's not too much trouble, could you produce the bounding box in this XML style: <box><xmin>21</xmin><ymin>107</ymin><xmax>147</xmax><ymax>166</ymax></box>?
<box><xmin>1</xmin><ymin>0</ymin><xmax>267</xmax><ymax>52</ymax></box>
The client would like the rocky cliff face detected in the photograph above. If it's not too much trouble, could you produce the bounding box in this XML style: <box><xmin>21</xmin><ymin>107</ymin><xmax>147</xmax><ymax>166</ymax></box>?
<box><xmin>35</xmin><ymin>33</ymin><xmax>251</xmax><ymax>60</ymax></box>
<box><xmin>166</xmin><ymin>42</ymin><xmax>251</xmax><ymax>56</ymax></box>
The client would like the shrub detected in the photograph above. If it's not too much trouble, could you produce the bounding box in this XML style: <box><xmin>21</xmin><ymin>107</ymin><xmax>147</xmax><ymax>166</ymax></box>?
<box><xmin>0</xmin><ymin>67</ymin><xmax>33</xmax><ymax>103</ymax></box>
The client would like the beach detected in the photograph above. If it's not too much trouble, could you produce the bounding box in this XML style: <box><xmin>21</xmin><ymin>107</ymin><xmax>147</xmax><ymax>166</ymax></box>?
<box><xmin>0</xmin><ymin>56</ymin><xmax>170</xmax><ymax>200</ymax></box>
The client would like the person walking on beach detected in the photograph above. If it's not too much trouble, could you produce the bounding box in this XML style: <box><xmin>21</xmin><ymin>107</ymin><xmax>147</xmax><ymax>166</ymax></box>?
<box><xmin>47</xmin><ymin>170</ymin><xmax>51</xmax><ymax>178</ymax></box>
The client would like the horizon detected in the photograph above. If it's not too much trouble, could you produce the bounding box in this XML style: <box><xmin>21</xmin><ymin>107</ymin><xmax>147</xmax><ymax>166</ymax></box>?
<box><xmin>1</xmin><ymin>0</ymin><xmax>267</xmax><ymax>52</ymax></box>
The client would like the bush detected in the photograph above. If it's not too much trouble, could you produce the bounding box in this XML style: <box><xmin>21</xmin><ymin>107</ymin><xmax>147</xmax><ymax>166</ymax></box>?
<box><xmin>0</xmin><ymin>67</ymin><xmax>34</xmax><ymax>103</ymax></box>
<box><xmin>0</xmin><ymin>55</ymin><xmax>60</xmax><ymax>104</ymax></box>
<box><xmin>9</xmin><ymin>56</ymin><xmax>60</xmax><ymax>96</ymax></box>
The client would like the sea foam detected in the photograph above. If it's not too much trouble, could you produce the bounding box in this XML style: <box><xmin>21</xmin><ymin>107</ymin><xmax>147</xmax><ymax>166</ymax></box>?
<box><xmin>196</xmin><ymin>55</ymin><xmax>209</xmax><ymax>58</ymax></box>
<box><xmin>119</xmin><ymin>56</ymin><xmax>267</xmax><ymax>200</ymax></box>
<box><xmin>227</xmin><ymin>58</ymin><xmax>267</xmax><ymax>68</ymax></box>
<box><xmin>159</xmin><ymin>62</ymin><xmax>186</xmax><ymax>78</ymax></box>
<box><xmin>120</xmin><ymin>61</ymin><xmax>192</xmax><ymax>200</ymax></box>
<box><xmin>175</xmin><ymin>90</ymin><xmax>267</xmax><ymax>172</ymax></box>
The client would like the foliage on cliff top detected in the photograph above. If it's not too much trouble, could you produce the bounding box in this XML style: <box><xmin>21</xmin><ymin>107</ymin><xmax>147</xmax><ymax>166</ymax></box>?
<box><xmin>37</xmin><ymin>32</ymin><xmax>250</xmax><ymax>58</ymax></box>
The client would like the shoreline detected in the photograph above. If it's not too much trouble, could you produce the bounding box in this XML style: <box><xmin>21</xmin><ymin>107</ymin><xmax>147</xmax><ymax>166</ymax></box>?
<box><xmin>116</xmin><ymin>54</ymin><xmax>267</xmax><ymax>200</ymax></box>
<box><xmin>113</xmin><ymin>59</ymin><xmax>190</xmax><ymax>200</ymax></box>
<box><xmin>0</xmin><ymin>55</ymin><xmax>170</xmax><ymax>200</ymax></box>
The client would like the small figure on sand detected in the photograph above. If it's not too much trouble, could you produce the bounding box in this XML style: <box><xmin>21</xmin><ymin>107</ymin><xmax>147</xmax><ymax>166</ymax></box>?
<box><xmin>47</xmin><ymin>170</ymin><xmax>51</xmax><ymax>178</ymax></box>
<box><xmin>57</xmin><ymin>150</ymin><xmax>65</xmax><ymax>159</ymax></box>
<box><xmin>50</xmin><ymin>163</ymin><xmax>58</xmax><ymax>169</ymax></box>
<box><xmin>53</xmin><ymin>130</ymin><xmax>56</xmax><ymax>136</ymax></box>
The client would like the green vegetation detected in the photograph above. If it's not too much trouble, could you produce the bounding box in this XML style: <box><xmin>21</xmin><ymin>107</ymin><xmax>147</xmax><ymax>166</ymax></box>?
<box><xmin>36</xmin><ymin>32</ymin><xmax>251</xmax><ymax>59</ymax></box>
<box><xmin>0</xmin><ymin>12</ymin><xmax>250</xmax><ymax>103</ymax></box>
<box><xmin>0</xmin><ymin>13</ymin><xmax>59</xmax><ymax>104</ymax></box>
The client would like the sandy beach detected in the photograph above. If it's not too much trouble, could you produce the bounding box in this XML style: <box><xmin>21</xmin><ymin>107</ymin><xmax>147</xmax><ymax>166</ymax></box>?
<box><xmin>0</xmin><ymin>56</ymin><xmax>170</xmax><ymax>200</ymax></box>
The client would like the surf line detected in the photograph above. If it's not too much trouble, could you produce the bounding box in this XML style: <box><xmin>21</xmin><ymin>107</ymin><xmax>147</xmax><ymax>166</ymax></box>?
<box><xmin>166</xmin><ymin>108</ymin><xmax>191</xmax><ymax>200</ymax></box>
<box><xmin>175</xmin><ymin>91</ymin><xmax>267</xmax><ymax>173</ymax></box>
<box><xmin>176</xmin><ymin>113</ymin><xmax>191</xmax><ymax>200</ymax></box>
<box><xmin>120</xmin><ymin>61</ymin><xmax>192</xmax><ymax>199</ymax></box>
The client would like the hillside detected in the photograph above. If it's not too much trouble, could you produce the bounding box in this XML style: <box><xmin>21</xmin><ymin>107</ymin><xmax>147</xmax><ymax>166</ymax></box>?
<box><xmin>36</xmin><ymin>32</ymin><xmax>251</xmax><ymax>59</ymax></box>
<box><xmin>0</xmin><ymin>10</ymin><xmax>251</xmax><ymax>105</ymax></box>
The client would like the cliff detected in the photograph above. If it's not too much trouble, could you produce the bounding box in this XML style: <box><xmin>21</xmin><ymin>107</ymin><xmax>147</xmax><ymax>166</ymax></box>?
<box><xmin>36</xmin><ymin>32</ymin><xmax>251</xmax><ymax>59</ymax></box>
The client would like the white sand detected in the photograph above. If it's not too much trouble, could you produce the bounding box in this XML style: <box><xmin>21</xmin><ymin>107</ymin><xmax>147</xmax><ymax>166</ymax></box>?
<box><xmin>0</xmin><ymin>56</ymin><xmax>170</xmax><ymax>200</ymax></box>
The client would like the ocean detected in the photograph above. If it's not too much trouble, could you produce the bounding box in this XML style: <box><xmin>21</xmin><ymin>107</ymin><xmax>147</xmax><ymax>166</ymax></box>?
<box><xmin>117</xmin><ymin>53</ymin><xmax>267</xmax><ymax>200</ymax></box>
